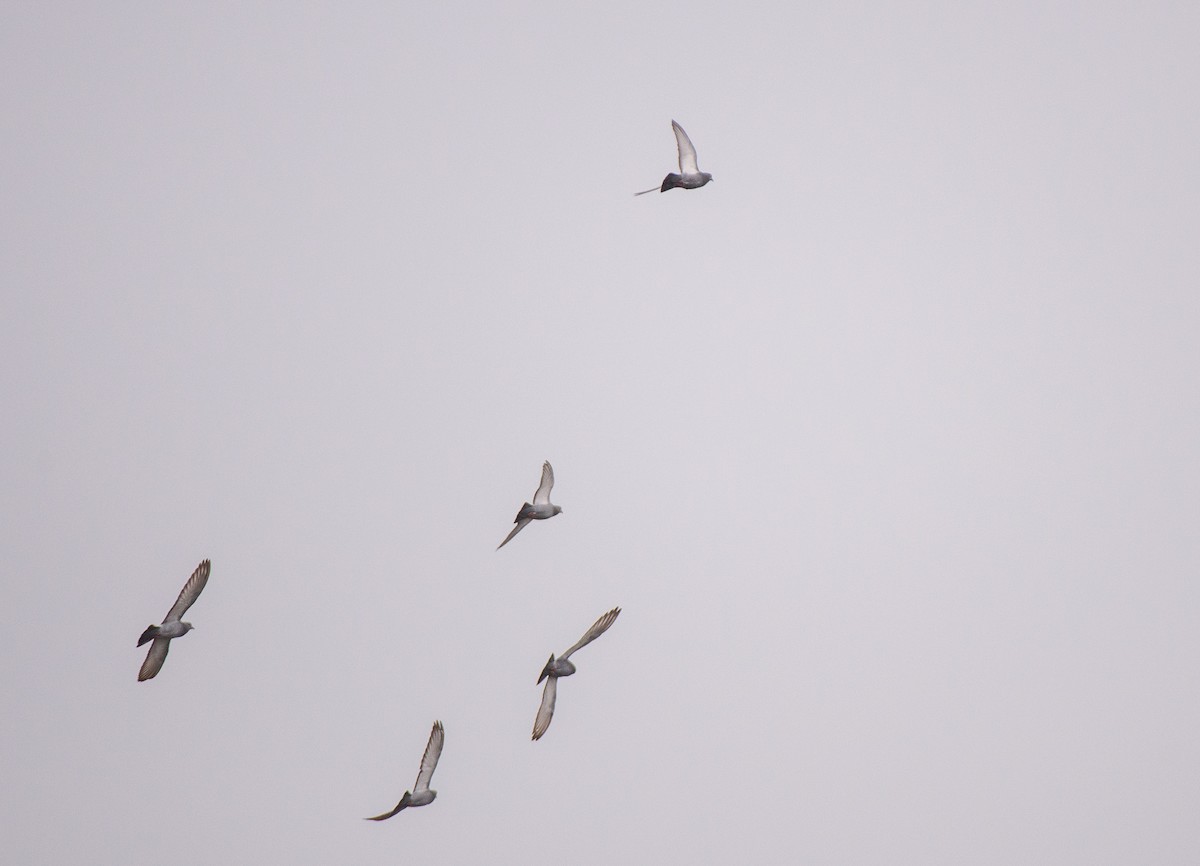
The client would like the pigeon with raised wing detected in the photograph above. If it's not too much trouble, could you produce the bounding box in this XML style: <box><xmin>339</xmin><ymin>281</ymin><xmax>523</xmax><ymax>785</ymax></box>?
<box><xmin>497</xmin><ymin>461</ymin><xmax>562</xmax><ymax>550</ymax></box>
<box><xmin>137</xmin><ymin>559</ymin><xmax>211</xmax><ymax>681</ymax></box>
<box><xmin>532</xmin><ymin>607</ymin><xmax>621</xmax><ymax>741</ymax></box>
<box><xmin>366</xmin><ymin>721</ymin><xmax>445</xmax><ymax>821</ymax></box>
<box><xmin>635</xmin><ymin>120</ymin><xmax>713</xmax><ymax>195</ymax></box>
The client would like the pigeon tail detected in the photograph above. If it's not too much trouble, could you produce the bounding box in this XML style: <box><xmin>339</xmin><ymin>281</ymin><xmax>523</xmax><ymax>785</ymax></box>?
<box><xmin>537</xmin><ymin>654</ymin><xmax>556</xmax><ymax>684</ymax></box>
<box><xmin>138</xmin><ymin>625</ymin><xmax>159</xmax><ymax>647</ymax></box>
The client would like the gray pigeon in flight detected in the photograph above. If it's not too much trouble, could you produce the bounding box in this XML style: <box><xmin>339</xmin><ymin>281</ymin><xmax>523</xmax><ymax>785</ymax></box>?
<box><xmin>366</xmin><ymin>720</ymin><xmax>445</xmax><ymax>821</ymax></box>
<box><xmin>137</xmin><ymin>559</ymin><xmax>210</xmax><ymax>681</ymax></box>
<box><xmin>635</xmin><ymin>120</ymin><xmax>713</xmax><ymax>195</ymax></box>
<box><xmin>497</xmin><ymin>461</ymin><xmax>562</xmax><ymax>550</ymax></box>
<box><xmin>532</xmin><ymin>607</ymin><xmax>621</xmax><ymax>741</ymax></box>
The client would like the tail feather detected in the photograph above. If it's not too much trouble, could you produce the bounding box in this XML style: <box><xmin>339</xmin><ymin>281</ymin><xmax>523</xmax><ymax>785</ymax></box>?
<box><xmin>138</xmin><ymin>624</ymin><xmax>159</xmax><ymax>647</ymax></box>
<box><xmin>537</xmin><ymin>653</ymin><xmax>556</xmax><ymax>684</ymax></box>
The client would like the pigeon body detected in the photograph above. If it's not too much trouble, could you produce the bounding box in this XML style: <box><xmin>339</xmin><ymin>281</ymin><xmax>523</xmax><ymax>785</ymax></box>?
<box><xmin>137</xmin><ymin>559</ymin><xmax>210</xmax><ymax>682</ymax></box>
<box><xmin>367</xmin><ymin>721</ymin><xmax>445</xmax><ymax>821</ymax></box>
<box><xmin>532</xmin><ymin>607</ymin><xmax>621</xmax><ymax>741</ymax></box>
<box><xmin>635</xmin><ymin>121</ymin><xmax>713</xmax><ymax>195</ymax></box>
<box><xmin>538</xmin><ymin>655</ymin><xmax>576</xmax><ymax>681</ymax></box>
<box><xmin>497</xmin><ymin>461</ymin><xmax>562</xmax><ymax>549</ymax></box>
<box><xmin>138</xmin><ymin>621</ymin><xmax>191</xmax><ymax>645</ymax></box>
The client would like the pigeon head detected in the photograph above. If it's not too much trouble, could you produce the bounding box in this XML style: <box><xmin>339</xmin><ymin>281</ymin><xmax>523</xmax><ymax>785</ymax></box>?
<box><xmin>181</xmin><ymin>622</ymin><xmax>195</xmax><ymax>633</ymax></box>
<box><xmin>553</xmin><ymin>505</ymin><xmax>563</xmax><ymax>515</ymax></box>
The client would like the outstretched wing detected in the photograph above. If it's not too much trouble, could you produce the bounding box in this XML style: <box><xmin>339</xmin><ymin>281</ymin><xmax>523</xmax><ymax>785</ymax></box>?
<box><xmin>365</xmin><ymin>791</ymin><xmax>412</xmax><ymax>821</ymax></box>
<box><xmin>561</xmin><ymin>607</ymin><xmax>621</xmax><ymax>661</ymax></box>
<box><xmin>138</xmin><ymin>638</ymin><xmax>170</xmax><ymax>681</ymax></box>
<box><xmin>532</xmin><ymin>461</ymin><xmax>554</xmax><ymax>505</ymax></box>
<box><xmin>497</xmin><ymin>517</ymin><xmax>532</xmax><ymax>550</ymax></box>
<box><xmin>672</xmin><ymin>120</ymin><xmax>699</xmax><ymax>175</ymax></box>
<box><xmin>413</xmin><ymin>721</ymin><xmax>444</xmax><ymax>793</ymax></box>
<box><xmin>532</xmin><ymin>676</ymin><xmax>558</xmax><ymax>741</ymax></box>
<box><xmin>164</xmin><ymin>559</ymin><xmax>210</xmax><ymax>623</ymax></box>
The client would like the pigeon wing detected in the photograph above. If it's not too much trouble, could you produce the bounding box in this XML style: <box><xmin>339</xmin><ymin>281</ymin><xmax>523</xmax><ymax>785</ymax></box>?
<box><xmin>532</xmin><ymin>461</ymin><xmax>554</xmax><ymax>505</ymax></box>
<box><xmin>672</xmin><ymin>121</ymin><xmax>699</xmax><ymax>175</ymax></box>
<box><xmin>164</xmin><ymin>559</ymin><xmax>210</xmax><ymax>623</ymax></box>
<box><xmin>138</xmin><ymin>638</ymin><xmax>170</xmax><ymax>681</ymax></box>
<box><xmin>497</xmin><ymin>517</ymin><xmax>532</xmax><ymax>550</ymax></box>
<box><xmin>365</xmin><ymin>792</ymin><xmax>412</xmax><ymax>821</ymax></box>
<box><xmin>560</xmin><ymin>607</ymin><xmax>621</xmax><ymax>661</ymax></box>
<box><xmin>532</xmin><ymin>676</ymin><xmax>558</xmax><ymax>741</ymax></box>
<box><xmin>413</xmin><ymin>721</ymin><xmax>444</xmax><ymax>792</ymax></box>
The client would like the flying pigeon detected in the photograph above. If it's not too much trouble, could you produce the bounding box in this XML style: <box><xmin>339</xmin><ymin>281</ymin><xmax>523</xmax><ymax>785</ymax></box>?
<box><xmin>137</xmin><ymin>559</ymin><xmax>211</xmax><ymax>681</ymax></box>
<box><xmin>635</xmin><ymin>120</ymin><xmax>713</xmax><ymax>195</ymax></box>
<box><xmin>497</xmin><ymin>461</ymin><xmax>562</xmax><ymax>550</ymax></box>
<box><xmin>366</xmin><ymin>720</ymin><xmax>445</xmax><ymax>821</ymax></box>
<box><xmin>532</xmin><ymin>607</ymin><xmax>621</xmax><ymax>741</ymax></box>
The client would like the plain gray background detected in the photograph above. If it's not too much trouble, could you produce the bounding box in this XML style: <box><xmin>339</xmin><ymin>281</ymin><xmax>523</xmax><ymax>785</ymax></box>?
<box><xmin>2</xmin><ymin>2</ymin><xmax>1198</xmax><ymax>863</ymax></box>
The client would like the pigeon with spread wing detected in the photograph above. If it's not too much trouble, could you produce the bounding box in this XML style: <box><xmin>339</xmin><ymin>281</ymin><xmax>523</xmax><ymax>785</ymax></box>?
<box><xmin>532</xmin><ymin>608</ymin><xmax>621</xmax><ymax>741</ymax></box>
<box><xmin>137</xmin><ymin>559</ymin><xmax>211</xmax><ymax>682</ymax></box>
<box><xmin>497</xmin><ymin>461</ymin><xmax>562</xmax><ymax>550</ymax></box>
<box><xmin>635</xmin><ymin>120</ymin><xmax>713</xmax><ymax>195</ymax></box>
<box><xmin>366</xmin><ymin>721</ymin><xmax>445</xmax><ymax>821</ymax></box>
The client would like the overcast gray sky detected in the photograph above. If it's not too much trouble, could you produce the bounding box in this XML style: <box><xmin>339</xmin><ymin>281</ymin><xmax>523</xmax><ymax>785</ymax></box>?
<box><xmin>2</xmin><ymin>2</ymin><xmax>1198</xmax><ymax>863</ymax></box>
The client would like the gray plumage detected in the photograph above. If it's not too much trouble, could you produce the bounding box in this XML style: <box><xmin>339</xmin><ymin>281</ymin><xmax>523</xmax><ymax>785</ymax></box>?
<box><xmin>366</xmin><ymin>721</ymin><xmax>445</xmax><ymax>821</ymax></box>
<box><xmin>137</xmin><ymin>559</ymin><xmax>210</xmax><ymax>682</ymax></box>
<box><xmin>497</xmin><ymin>461</ymin><xmax>562</xmax><ymax>549</ymax></box>
<box><xmin>532</xmin><ymin>607</ymin><xmax>621</xmax><ymax>741</ymax></box>
<box><xmin>635</xmin><ymin>120</ymin><xmax>713</xmax><ymax>195</ymax></box>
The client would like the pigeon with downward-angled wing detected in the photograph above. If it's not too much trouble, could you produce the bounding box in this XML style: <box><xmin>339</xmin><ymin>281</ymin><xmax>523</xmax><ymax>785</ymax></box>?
<box><xmin>635</xmin><ymin>120</ymin><xmax>713</xmax><ymax>195</ymax></box>
<box><xmin>497</xmin><ymin>461</ymin><xmax>562</xmax><ymax>550</ymax></box>
<box><xmin>366</xmin><ymin>721</ymin><xmax>445</xmax><ymax>821</ymax></box>
<box><xmin>532</xmin><ymin>607</ymin><xmax>621</xmax><ymax>741</ymax></box>
<box><xmin>137</xmin><ymin>559</ymin><xmax>211</xmax><ymax>682</ymax></box>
